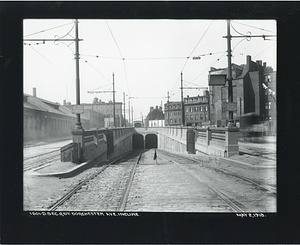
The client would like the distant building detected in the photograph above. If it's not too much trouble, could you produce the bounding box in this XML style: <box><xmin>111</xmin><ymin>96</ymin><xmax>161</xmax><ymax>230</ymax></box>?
<box><xmin>145</xmin><ymin>106</ymin><xmax>165</xmax><ymax>127</ymax></box>
<box><xmin>184</xmin><ymin>93</ymin><xmax>210</xmax><ymax>127</ymax></box>
<box><xmin>65</xmin><ymin>97</ymin><xmax>123</xmax><ymax>127</ymax></box>
<box><xmin>164</xmin><ymin>101</ymin><xmax>182</xmax><ymax>126</ymax></box>
<box><xmin>164</xmin><ymin>92</ymin><xmax>209</xmax><ymax>127</ymax></box>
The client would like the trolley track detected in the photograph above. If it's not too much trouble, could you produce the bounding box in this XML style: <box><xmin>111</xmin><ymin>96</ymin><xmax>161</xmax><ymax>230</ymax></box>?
<box><xmin>158</xmin><ymin>151</ymin><xmax>246</xmax><ymax>212</ymax></box>
<box><xmin>48</xmin><ymin>150</ymin><xmax>142</xmax><ymax>211</ymax></box>
<box><xmin>160</xmin><ymin>149</ymin><xmax>276</xmax><ymax>194</ymax></box>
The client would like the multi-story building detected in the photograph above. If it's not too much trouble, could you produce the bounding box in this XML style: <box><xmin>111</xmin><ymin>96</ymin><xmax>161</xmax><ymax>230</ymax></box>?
<box><xmin>184</xmin><ymin>93</ymin><xmax>210</xmax><ymax>127</ymax></box>
<box><xmin>164</xmin><ymin>101</ymin><xmax>182</xmax><ymax>126</ymax></box>
<box><xmin>209</xmin><ymin>55</ymin><xmax>276</xmax><ymax>132</ymax></box>
<box><xmin>164</xmin><ymin>92</ymin><xmax>209</xmax><ymax>127</ymax></box>
<box><xmin>145</xmin><ymin>106</ymin><xmax>165</xmax><ymax>127</ymax></box>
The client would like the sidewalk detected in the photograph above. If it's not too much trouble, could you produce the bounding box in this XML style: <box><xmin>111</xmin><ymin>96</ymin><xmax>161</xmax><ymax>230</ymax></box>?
<box><xmin>219</xmin><ymin>154</ymin><xmax>276</xmax><ymax>169</ymax></box>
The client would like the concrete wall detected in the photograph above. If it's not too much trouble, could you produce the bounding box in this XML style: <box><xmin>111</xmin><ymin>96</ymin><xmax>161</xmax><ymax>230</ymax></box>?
<box><xmin>137</xmin><ymin>126</ymin><xmax>239</xmax><ymax>157</ymax></box>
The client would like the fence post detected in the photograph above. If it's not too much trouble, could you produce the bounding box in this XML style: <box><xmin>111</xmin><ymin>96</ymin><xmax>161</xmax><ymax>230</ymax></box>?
<box><xmin>72</xmin><ymin>128</ymin><xmax>85</xmax><ymax>163</ymax></box>
<box><xmin>225</xmin><ymin>126</ymin><xmax>239</xmax><ymax>157</ymax></box>
<box><xmin>206</xmin><ymin>127</ymin><xmax>212</xmax><ymax>146</ymax></box>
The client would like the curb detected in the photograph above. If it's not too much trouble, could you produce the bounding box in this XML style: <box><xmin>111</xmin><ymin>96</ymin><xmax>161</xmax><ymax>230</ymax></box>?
<box><xmin>219</xmin><ymin>157</ymin><xmax>276</xmax><ymax>169</ymax></box>
<box><xmin>34</xmin><ymin>152</ymin><xmax>108</xmax><ymax>178</ymax></box>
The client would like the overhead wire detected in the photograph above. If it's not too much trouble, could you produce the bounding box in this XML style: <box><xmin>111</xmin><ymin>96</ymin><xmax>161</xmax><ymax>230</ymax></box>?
<box><xmin>24</xmin><ymin>21</ymin><xmax>74</xmax><ymax>37</ymax></box>
<box><xmin>28</xmin><ymin>45</ymin><xmax>74</xmax><ymax>82</ymax></box>
<box><xmin>80</xmin><ymin>56</ymin><xmax>111</xmax><ymax>83</ymax></box>
<box><xmin>170</xmin><ymin>20</ymin><xmax>214</xmax><ymax>97</ymax></box>
<box><xmin>105</xmin><ymin>19</ymin><xmax>131</xmax><ymax>97</ymax></box>
<box><xmin>231</xmin><ymin>20</ymin><xmax>275</xmax><ymax>33</ymax></box>
<box><xmin>253</xmin><ymin>42</ymin><xmax>275</xmax><ymax>59</ymax></box>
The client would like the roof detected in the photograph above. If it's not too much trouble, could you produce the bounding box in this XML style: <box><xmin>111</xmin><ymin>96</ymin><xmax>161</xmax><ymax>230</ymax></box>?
<box><xmin>147</xmin><ymin>108</ymin><xmax>164</xmax><ymax>120</ymax></box>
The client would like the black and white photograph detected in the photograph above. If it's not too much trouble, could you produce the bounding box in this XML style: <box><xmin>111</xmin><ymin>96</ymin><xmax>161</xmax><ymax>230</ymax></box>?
<box><xmin>3</xmin><ymin>1</ymin><xmax>300</xmax><ymax>243</ymax></box>
<box><xmin>23</xmin><ymin>18</ymin><xmax>276</xmax><ymax>213</ymax></box>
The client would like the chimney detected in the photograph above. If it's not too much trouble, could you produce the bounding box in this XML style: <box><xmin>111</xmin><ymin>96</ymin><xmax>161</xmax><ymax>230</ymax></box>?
<box><xmin>63</xmin><ymin>99</ymin><xmax>66</xmax><ymax>105</ymax></box>
<box><xmin>263</xmin><ymin>62</ymin><xmax>266</xmax><ymax>68</ymax></box>
<box><xmin>93</xmin><ymin>97</ymin><xmax>98</xmax><ymax>104</ymax></box>
<box><xmin>33</xmin><ymin>87</ymin><xmax>36</xmax><ymax>97</ymax></box>
<box><xmin>156</xmin><ymin>106</ymin><xmax>158</xmax><ymax>110</ymax></box>
<box><xmin>247</xmin><ymin>55</ymin><xmax>251</xmax><ymax>67</ymax></box>
<box><xmin>150</xmin><ymin>107</ymin><xmax>154</xmax><ymax>112</ymax></box>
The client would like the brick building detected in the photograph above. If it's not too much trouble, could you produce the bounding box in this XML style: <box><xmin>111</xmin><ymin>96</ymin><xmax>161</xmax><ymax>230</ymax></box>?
<box><xmin>209</xmin><ymin>55</ymin><xmax>276</xmax><ymax>133</ymax></box>
<box><xmin>164</xmin><ymin>101</ymin><xmax>182</xmax><ymax>126</ymax></box>
<box><xmin>164</xmin><ymin>92</ymin><xmax>209</xmax><ymax>127</ymax></box>
<box><xmin>184</xmin><ymin>93</ymin><xmax>210</xmax><ymax>127</ymax></box>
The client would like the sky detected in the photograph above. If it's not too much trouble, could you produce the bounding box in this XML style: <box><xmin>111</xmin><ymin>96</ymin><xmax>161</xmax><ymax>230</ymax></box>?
<box><xmin>23</xmin><ymin>19</ymin><xmax>276</xmax><ymax>122</ymax></box>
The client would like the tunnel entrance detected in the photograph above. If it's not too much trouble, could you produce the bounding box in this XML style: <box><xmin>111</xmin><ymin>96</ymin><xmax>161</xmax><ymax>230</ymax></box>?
<box><xmin>132</xmin><ymin>133</ymin><xmax>144</xmax><ymax>149</ymax></box>
<box><xmin>145</xmin><ymin>134</ymin><xmax>158</xmax><ymax>149</ymax></box>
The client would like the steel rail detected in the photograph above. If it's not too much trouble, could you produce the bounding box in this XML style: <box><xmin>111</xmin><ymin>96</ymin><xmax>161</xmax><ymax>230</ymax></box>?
<box><xmin>47</xmin><ymin>150</ymin><xmax>137</xmax><ymax>211</ymax></box>
<box><xmin>24</xmin><ymin>149</ymin><xmax>59</xmax><ymax>161</ymax></box>
<box><xmin>160</xmin><ymin>149</ymin><xmax>276</xmax><ymax>194</ymax></box>
<box><xmin>158</xmin><ymin>150</ymin><xmax>245</xmax><ymax>213</ymax></box>
<box><xmin>117</xmin><ymin>151</ymin><xmax>143</xmax><ymax>211</ymax></box>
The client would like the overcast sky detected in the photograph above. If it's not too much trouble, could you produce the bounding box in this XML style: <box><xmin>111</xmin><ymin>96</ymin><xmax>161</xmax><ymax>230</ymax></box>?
<box><xmin>23</xmin><ymin>19</ymin><xmax>276</xmax><ymax>121</ymax></box>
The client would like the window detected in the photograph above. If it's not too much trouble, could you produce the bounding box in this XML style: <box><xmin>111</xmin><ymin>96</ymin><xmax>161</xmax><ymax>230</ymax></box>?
<box><xmin>190</xmin><ymin>107</ymin><xmax>193</xmax><ymax>112</ymax></box>
<box><xmin>265</xmin><ymin>102</ymin><xmax>271</xmax><ymax>110</ymax></box>
<box><xmin>178</xmin><ymin>111</ymin><xmax>181</xmax><ymax>115</ymax></box>
<box><xmin>174</xmin><ymin>112</ymin><xmax>177</xmax><ymax>115</ymax></box>
<box><xmin>170</xmin><ymin>112</ymin><xmax>173</xmax><ymax>116</ymax></box>
<box><xmin>190</xmin><ymin>115</ymin><xmax>193</xmax><ymax>120</ymax></box>
<box><xmin>200</xmin><ymin>114</ymin><xmax>203</xmax><ymax>120</ymax></box>
<box><xmin>175</xmin><ymin>119</ymin><xmax>177</xmax><ymax>123</ymax></box>
<box><xmin>200</xmin><ymin>106</ymin><xmax>203</xmax><ymax>111</ymax></box>
<box><xmin>195</xmin><ymin>107</ymin><xmax>198</xmax><ymax>112</ymax></box>
<box><xmin>186</xmin><ymin>107</ymin><xmax>189</xmax><ymax>113</ymax></box>
<box><xmin>195</xmin><ymin>114</ymin><xmax>198</xmax><ymax>120</ymax></box>
<box><xmin>179</xmin><ymin>118</ymin><xmax>181</xmax><ymax>123</ymax></box>
<box><xmin>265</xmin><ymin>75</ymin><xmax>271</xmax><ymax>83</ymax></box>
<box><xmin>173</xmin><ymin>105</ymin><xmax>176</xmax><ymax>109</ymax></box>
<box><xmin>170</xmin><ymin>119</ymin><xmax>173</xmax><ymax>123</ymax></box>
<box><xmin>205</xmin><ymin>106</ymin><xmax>208</xmax><ymax>111</ymax></box>
<box><xmin>186</xmin><ymin>115</ymin><xmax>189</xmax><ymax>120</ymax></box>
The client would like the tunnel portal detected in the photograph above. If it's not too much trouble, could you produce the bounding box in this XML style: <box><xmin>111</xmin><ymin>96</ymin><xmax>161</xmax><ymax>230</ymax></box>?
<box><xmin>132</xmin><ymin>133</ymin><xmax>144</xmax><ymax>149</ymax></box>
<box><xmin>145</xmin><ymin>134</ymin><xmax>158</xmax><ymax>149</ymax></box>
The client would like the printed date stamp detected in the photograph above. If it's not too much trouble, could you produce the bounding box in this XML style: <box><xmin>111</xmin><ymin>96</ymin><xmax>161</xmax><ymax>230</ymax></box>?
<box><xmin>236</xmin><ymin>213</ymin><xmax>266</xmax><ymax>218</ymax></box>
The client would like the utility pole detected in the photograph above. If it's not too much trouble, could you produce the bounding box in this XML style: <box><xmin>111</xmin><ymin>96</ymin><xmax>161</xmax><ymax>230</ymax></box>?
<box><xmin>223</xmin><ymin>19</ymin><xmax>276</xmax><ymax>127</ymax></box>
<box><xmin>74</xmin><ymin>19</ymin><xmax>82</xmax><ymax>129</ymax></box>
<box><xmin>112</xmin><ymin>72</ymin><xmax>116</xmax><ymax>127</ymax></box>
<box><xmin>167</xmin><ymin>91</ymin><xmax>170</xmax><ymax>126</ymax></box>
<box><xmin>131</xmin><ymin>106</ymin><xmax>133</xmax><ymax>126</ymax></box>
<box><xmin>123</xmin><ymin>92</ymin><xmax>126</xmax><ymax>127</ymax></box>
<box><xmin>87</xmin><ymin>74</ymin><xmax>116</xmax><ymax>128</ymax></box>
<box><xmin>128</xmin><ymin>101</ymin><xmax>131</xmax><ymax>127</ymax></box>
<box><xmin>226</xmin><ymin>19</ymin><xmax>234</xmax><ymax>127</ymax></box>
<box><xmin>181</xmin><ymin>72</ymin><xmax>185</xmax><ymax>126</ymax></box>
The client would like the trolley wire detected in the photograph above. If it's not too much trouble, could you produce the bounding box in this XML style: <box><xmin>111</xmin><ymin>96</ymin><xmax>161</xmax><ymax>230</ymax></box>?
<box><xmin>24</xmin><ymin>21</ymin><xmax>74</xmax><ymax>38</ymax></box>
